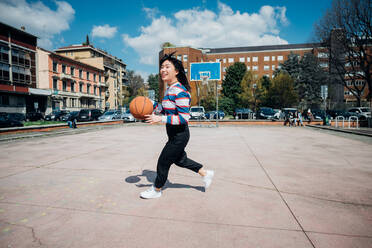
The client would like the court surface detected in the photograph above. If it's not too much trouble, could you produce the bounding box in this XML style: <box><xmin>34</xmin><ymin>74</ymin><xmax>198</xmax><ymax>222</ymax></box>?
<box><xmin>0</xmin><ymin>125</ymin><xmax>371</xmax><ymax>247</ymax></box>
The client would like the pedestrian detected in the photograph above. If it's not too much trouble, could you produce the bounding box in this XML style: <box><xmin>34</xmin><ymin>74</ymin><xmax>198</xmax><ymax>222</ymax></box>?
<box><xmin>298</xmin><ymin>111</ymin><xmax>304</xmax><ymax>126</ymax></box>
<box><xmin>141</xmin><ymin>53</ymin><xmax>214</xmax><ymax>199</ymax></box>
<box><xmin>307</xmin><ymin>109</ymin><xmax>313</xmax><ymax>124</ymax></box>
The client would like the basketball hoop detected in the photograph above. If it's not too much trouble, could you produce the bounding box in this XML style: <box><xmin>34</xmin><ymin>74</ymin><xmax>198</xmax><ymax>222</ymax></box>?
<box><xmin>199</xmin><ymin>71</ymin><xmax>210</xmax><ymax>85</ymax></box>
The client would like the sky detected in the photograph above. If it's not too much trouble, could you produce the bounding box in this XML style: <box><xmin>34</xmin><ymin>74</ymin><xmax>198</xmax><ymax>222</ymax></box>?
<box><xmin>0</xmin><ymin>0</ymin><xmax>332</xmax><ymax>81</ymax></box>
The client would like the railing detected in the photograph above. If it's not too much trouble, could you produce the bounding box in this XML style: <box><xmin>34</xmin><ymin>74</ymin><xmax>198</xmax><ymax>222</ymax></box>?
<box><xmin>335</xmin><ymin>116</ymin><xmax>345</xmax><ymax>128</ymax></box>
<box><xmin>348</xmin><ymin>116</ymin><xmax>359</xmax><ymax>129</ymax></box>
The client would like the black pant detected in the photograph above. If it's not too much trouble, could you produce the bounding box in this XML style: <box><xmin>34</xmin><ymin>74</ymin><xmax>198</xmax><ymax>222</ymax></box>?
<box><xmin>154</xmin><ymin>124</ymin><xmax>203</xmax><ymax>188</ymax></box>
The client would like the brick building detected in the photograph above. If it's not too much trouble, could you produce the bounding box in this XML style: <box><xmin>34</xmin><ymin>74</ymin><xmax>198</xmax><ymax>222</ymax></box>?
<box><xmin>37</xmin><ymin>47</ymin><xmax>105</xmax><ymax>114</ymax></box>
<box><xmin>160</xmin><ymin>43</ymin><xmax>371</xmax><ymax>107</ymax></box>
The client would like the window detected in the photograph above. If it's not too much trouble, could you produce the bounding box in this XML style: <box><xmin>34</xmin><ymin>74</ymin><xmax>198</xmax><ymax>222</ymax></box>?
<box><xmin>53</xmin><ymin>78</ymin><xmax>58</xmax><ymax>90</ymax></box>
<box><xmin>1</xmin><ymin>95</ymin><xmax>9</xmax><ymax>105</ymax></box>
<box><xmin>87</xmin><ymin>71</ymin><xmax>90</xmax><ymax>80</ymax></box>
<box><xmin>184</xmin><ymin>68</ymin><xmax>188</xmax><ymax>73</ymax></box>
<box><xmin>247</xmin><ymin>57</ymin><xmax>250</xmax><ymax>62</ymax></box>
<box><xmin>0</xmin><ymin>63</ymin><xmax>10</xmax><ymax>81</ymax></box>
<box><xmin>177</xmin><ymin>55</ymin><xmax>182</xmax><ymax>61</ymax></box>
<box><xmin>223</xmin><ymin>67</ymin><xmax>226</xmax><ymax>72</ymax></box>
<box><xmin>62</xmin><ymin>64</ymin><xmax>66</xmax><ymax>74</ymax></box>
<box><xmin>239</xmin><ymin>57</ymin><xmax>245</xmax><ymax>62</ymax></box>
<box><xmin>272</xmin><ymin>56</ymin><xmax>275</xmax><ymax>61</ymax></box>
<box><xmin>99</xmin><ymin>75</ymin><xmax>102</xmax><ymax>83</ymax></box>
<box><xmin>278</xmin><ymin>56</ymin><xmax>283</xmax><ymax>61</ymax></box>
<box><xmin>320</xmin><ymin>62</ymin><xmax>328</xmax><ymax>68</ymax></box>
<box><xmin>79</xmin><ymin>83</ymin><xmax>83</xmax><ymax>92</ymax></box>
<box><xmin>228</xmin><ymin>58</ymin><xmax>234</xmax><ymax>63</ymax></box>
<box><xmin>79</xmin><ymin>69</ymin><xmax>83</xmax><ymax>78</ymax></box>
<box><xmin>264</xmin><ymin>65</ymin><xmax>269</xmax><ymax>71</ymax></box>
<box><xmin>252</xmin><ymin>66</ymin><xmax>258</xmax><ymax>71</ymax></box>
<box><xmin>272</xmin><ymin>65</ymin><xmax>276</xmax><ymax>70</ymax></box>
<box><xmin>53</xmin><ymin>61</ymin><xmax>58</xmax><ymax>72</ymax></box>
<box><xmin>223</xmin><ymin>58</ymin><xmax>226</xmax><ymax>63</ymax></box>
<box><xmin>94</xmin><ymin>86</ymin><xmax>97</xmax><ymax>95</ymax></box>
<box><xmin>94</xmin><ymin>74</ymin><xmax>96</xmax><ymax>82</ymax></box>
<box><xmin>253</xmin><ymin>57</ymin><xmax>258</xmax><ymax>62</ymax></box>
<box><xmin>264</xmin><ymin>56</ymin><xmax>269</xmax><ymax>61</ymax></box>
<box><xmin>277</xmin><ymin>65</ymin><xmax>282</xmax><ymax>69</ymax></box>
<box><xmin>216</xmin><ymin>58</ymin><xmax>221</xmax><ymax>62</ymax></box>
<box><xmin>71</xmin><ymin>67</ymin><xmax>74</xmax><ymax>76</ymax></box>
<box><xmin>0</xmin><ymin>45</ymin><xmax>9</xmax><ymax>63</ymax></box>
<box><xmin>247</xmin><ymin>66</ymin><xmax>251</xmax><ymax>70</ymax></box>
<box><xmin>183</xmin><ymin>55</ymin><xmax>188</xmax><ymax>62</ymax></box>
<box><xmin>87</xmin><ymin>84</ymin><xmax>90</xmax><ymax>94</ymax></box>
<box><xmin>62</xmin><ymin>81</ymin><xmax>67</xmax><ymax>91</ymax></box>
<box><xmin>71</xmin><ymin>82</ymin><xmax>75</xmax><ymax>92</ymax></box>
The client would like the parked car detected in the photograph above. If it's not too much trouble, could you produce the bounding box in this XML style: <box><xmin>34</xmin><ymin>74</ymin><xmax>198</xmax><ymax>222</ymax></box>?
<box><xmin>26</xmin><ymin>112</ymin><xmax>44</xmax><ymax>121</ymax></box>
<box><xmin>256</xmin><ymin>107</ymin><xmax>276</xmax><ymax>120</ymax></box>
<box><xmin>121</xmin><ymin>110</ymin><xmax>135</xmax><ymax>122</ymax></box>
<box><xmin>77</xmin><ymin>109</ymin><xmax>103</xmax><ymax>122</ymax></box>
<box><xmin>44</xmin><ymin>110</ymin><xmax>70</xmax><ymax>121</ymax></box>
<box><xmin>205</xmin><ymin>110</ymin><xmax>225</xmax><ymax>120</ymax></box>
<box><xmin>0</xmin><ymin>113</ymin><xmax>24</xmax><ymax>128</ymax></box>
<box><xmin>98</xmin><ymin>110</ymin><xmax>122</xmax><ymax>121</ymax></box>
<box><xmin>311</xmin><ymin>109</ymin><xmax>328</xmax><ymax>120</ymax></box>
<box><xmin>7</xmin><ymin>113</ymin><xmax>26</xmax><ymax>122</ymax></box>
<box><xmin>233</xmin><ymin>108</ymin><xmax>254</xmax><ymax>119</ymax></box>
<box><xmin>347</xmin><ymin>107</ymin><xmax>371</xmax><ymax>120</ymax></box>
<box><xmin>326</xmin><ymin>110</ymin><xmax>352</xmax><ymax>119</ymax></box>
<box><xmin>61</xmin><ymin>111</ymin><xmax>80</xmax><ymax>122</ymax></box>
<box><xmin>190</xmin><ymin>106</ymin><xmax>205</xmax><ymax>119</ymax></box>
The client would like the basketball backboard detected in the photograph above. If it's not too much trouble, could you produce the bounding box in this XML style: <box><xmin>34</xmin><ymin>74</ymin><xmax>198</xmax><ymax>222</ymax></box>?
<box><xmin>190</xmin><ymin>62</ymin><xmax>221</xmax><ymax>81</ymax></box>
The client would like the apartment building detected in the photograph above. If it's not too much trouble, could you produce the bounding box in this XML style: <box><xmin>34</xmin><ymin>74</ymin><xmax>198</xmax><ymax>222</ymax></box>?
<box><xmin>0</xmin><ymin>22</ymin><xmax>50</xmax><ymax>113</ymax></box>
<box><xmin>55</xmin><ymin>43</ymin><xmax>127</xmax><ymax>110</ymax></box>
<box><xmin>37</xmin><ymin>47</ymin><xmax>105</xmax><ymax>113</ymax></box>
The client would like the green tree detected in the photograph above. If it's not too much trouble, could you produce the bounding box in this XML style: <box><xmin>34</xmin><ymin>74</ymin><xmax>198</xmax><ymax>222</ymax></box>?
<box><xmin>266</xmin><ymin>72</ymin><xmax>298</xmax><ymax>108</ymax></box>
<box><xmin>161</xmin><ymin>42</ymin><xmax>175</xmax><ymax>49</ymax></box>
<box><xmin>148</xmin><ymin>73</ymin><xmax>160</xmax><ymax>102</ymax></box>
<box><xmin>126</xmin><ymin>70</ymin><xmax>145</xmax><ymax>98</ymax></box>
<box><xmin>237</xmin><ymin>71</ymin><xmax>263</xmax><ymax>110</ymax></box>
<box><xmin>219</xmin><ymin>96</ymin><xmax>235</xmax><ymax>115</ymax></box>
<box><xmin>221</xmin><ymin>62</ymin><xmax>247</xmax><ymax>106</ymax></box>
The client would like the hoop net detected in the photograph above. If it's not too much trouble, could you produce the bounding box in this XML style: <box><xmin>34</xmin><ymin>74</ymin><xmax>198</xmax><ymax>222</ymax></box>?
<box><xmin>199</xmin><ymin>71</ymin><xmax>210</xmax><ymax>85</ymax></box>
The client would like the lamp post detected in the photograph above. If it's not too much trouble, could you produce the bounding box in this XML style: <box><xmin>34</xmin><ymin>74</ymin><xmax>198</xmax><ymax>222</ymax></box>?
<box><xmin>253</xmin><ymin>83</ymin><xmax>257</xmax><ymax>112</ymax></box>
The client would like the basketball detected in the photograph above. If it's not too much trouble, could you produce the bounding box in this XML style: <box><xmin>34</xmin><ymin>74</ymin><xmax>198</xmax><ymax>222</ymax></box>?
<box><xmin>129</xmin><ymin>96</ymin><xmax>154</xmax><ymax>120</ymax></box>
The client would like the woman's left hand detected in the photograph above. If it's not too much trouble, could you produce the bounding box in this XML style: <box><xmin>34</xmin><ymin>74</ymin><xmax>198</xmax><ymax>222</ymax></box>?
<box><xmin>145</xmin><ymin>114</ymin><xmax>162</xmax><ymax>124</ymax></box>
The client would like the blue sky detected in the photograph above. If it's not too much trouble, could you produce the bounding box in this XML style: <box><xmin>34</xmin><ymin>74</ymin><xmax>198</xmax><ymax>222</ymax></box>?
<box><xmin>0</xmin><ymin>0</ymin><xmax>332</xmax><ymax>81</ymax></box>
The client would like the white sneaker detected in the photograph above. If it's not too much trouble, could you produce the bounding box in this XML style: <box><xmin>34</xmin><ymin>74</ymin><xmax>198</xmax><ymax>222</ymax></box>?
<box><xmin>140</xmin><ymin>186</ymin><xmax>162</xmax><ymax>199</ymax></box>
<box><xmin>203</xmin><ymin>170</ymin><xmax>214</xmax><ymax>189</ymax></box>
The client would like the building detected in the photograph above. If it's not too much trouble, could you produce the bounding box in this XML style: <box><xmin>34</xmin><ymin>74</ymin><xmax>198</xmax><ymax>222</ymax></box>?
<box><xmin>160</xmin><ymin>43</ymin><xmax>371</xmax><ymax>107</ymax></box>
<box><xmin>37</xmin><ymin>47</ymin><xmax>105</xmax><ymax>114</ymax></box>
<box><xmin>55</xmin><ymin>43</ymin><xmax>127</xmax><ymax>110</ymax></box>
<box><xmin>0</xmin><ymin>22</ymin><xmax>50</xmax><ymax>114</ymax></box>
<box><xmin>160</xmin><ymin>44</ymin><xmax>321</xmax><ymax>106</ymax></box>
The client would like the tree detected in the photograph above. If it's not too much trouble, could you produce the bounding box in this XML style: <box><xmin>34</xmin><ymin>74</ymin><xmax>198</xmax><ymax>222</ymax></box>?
<box><xmin>313</xmin><ymin>0</ymin><xmax>372</xmax><ymax>106</ymax></box>
<box><xmin>161</xmin><ymin>42</ymin><xmax>175</xmax><ymax>49</ymax></box>
<box><xmin>148</xmin><ymin>73</ymin><xmax>160</xmax><ymax>102</ymax></box>
<box><xmin>237</xmin><ymin>71</ymin><xmax>263</xmax><ymax>110</ymax></box>
<box><xmin>126</xmin><ymin>70</ymin><xmax>145</xmax><ymax>99</ymax></box>
<box><xmin>266</xmin><ymin>72</ymin><xmax>298</xmax><ymax>108</ymax></box>
<box><xmin>221</xmin><ymin>62</ymin><xmax>247</xmax><ymax>106</ymax></box>
<box><xmin>276</xmin><ymin>52</ymin><xmax>328</xmax><ymax>109</ymax></box>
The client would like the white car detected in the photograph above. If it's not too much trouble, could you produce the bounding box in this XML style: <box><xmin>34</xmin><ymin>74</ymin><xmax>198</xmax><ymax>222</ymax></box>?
<box><xmin>121</xmin><ymin>111</ymin><xmax>135</xmax><ymax>122</ymax></box>
<box><xmin>347</xmin><ymin>107</ymin><xmax>371</xmax><ymax>120</ymax></box>
<box><xmin>190</xmin><ymin>106</ymin><xmax>205</xmax><ymax>119</ymax></box>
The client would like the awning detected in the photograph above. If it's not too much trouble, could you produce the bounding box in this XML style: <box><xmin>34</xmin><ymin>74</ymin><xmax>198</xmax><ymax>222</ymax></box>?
<box><xmin>29</xmin><ymin>88</ymin><xmax>52</xmax><ymax>96</ymax></box>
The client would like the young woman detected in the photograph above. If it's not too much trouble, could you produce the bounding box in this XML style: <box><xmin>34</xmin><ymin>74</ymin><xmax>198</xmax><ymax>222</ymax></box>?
<box><xmin>140</xmin><ymin>53</ymin><xmax>214</xmax><ymax>199</ymax></box>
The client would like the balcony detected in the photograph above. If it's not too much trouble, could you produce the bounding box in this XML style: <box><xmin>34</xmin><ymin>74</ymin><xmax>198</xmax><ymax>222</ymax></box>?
<box><xmin>60</xmin><ymin>73</ymin><xmax>72</xmax><ymax>80</ymax></box>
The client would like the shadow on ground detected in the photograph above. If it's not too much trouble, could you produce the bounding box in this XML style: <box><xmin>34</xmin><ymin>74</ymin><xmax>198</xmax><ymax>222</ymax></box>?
<box><xmin>125</xmin><ymin>169</ymin><xmax>204</xmax><ymax>192</ymax></box>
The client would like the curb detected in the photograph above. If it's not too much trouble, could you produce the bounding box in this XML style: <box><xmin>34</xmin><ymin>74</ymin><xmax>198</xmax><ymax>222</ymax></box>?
<box><xmin>306</xmin><ymin>124</ymin><xmax>372</xmax><ymax>137</ymax></box>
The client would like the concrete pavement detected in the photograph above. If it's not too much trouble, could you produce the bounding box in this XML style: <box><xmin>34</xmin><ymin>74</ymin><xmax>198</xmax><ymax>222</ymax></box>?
<box><xmin>0</xmin><ymin>125</ymin><xmax>371</xmax><ymax>247</ymax></box>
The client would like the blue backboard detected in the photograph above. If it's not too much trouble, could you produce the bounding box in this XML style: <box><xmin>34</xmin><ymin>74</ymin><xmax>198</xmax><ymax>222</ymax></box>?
<box><xmin>190</xmin><ymin>62</ymin><xmax>221</xmax><ymax>81</ymax></box>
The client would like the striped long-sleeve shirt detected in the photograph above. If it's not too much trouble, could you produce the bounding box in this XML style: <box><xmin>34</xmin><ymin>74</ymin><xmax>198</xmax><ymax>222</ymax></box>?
<box><xmin>153</xmin><ymin>82</ymin><xmax>191</xmax><ymax>125</ymax></box>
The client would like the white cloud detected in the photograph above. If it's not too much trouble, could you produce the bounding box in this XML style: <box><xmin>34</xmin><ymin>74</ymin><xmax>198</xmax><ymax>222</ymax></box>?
<box><xmin>91</xmin><ymin>24</ymin><xmax>118</xmax><ymax>39</ymax></box>
<box><xmin>0</xmin><ymin>0</ymin><xmax>75</xmax><ymax>49</ymax></box>
<box><xmin>123</xmin><ymin>2</ymin><xmax>289</xmax><ymax>66</ymax></box>
<box><xmin>143</xmin><ymin>7</ymin><xmax>159</xmax><ymax>19</ymax></box>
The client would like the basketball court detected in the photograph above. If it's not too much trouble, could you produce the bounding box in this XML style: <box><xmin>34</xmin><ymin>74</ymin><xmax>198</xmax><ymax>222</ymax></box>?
<box><xmin>0</xmin><ymin>125</ymin><xmax>371</xmax><ymax>247</ymax></box>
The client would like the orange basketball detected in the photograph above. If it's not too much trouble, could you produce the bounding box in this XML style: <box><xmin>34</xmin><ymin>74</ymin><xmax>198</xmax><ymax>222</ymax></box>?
<box><xmin>129</xmin><ymin>96</ymin><xmax>154</xmax><ymax>120</ymax></box>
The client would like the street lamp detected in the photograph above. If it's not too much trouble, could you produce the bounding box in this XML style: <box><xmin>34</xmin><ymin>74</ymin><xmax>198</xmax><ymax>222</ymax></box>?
<box><xmin>253</xmin><ymin>83</ymin><xmax>257</xmax><ymax>112</ymax></box>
